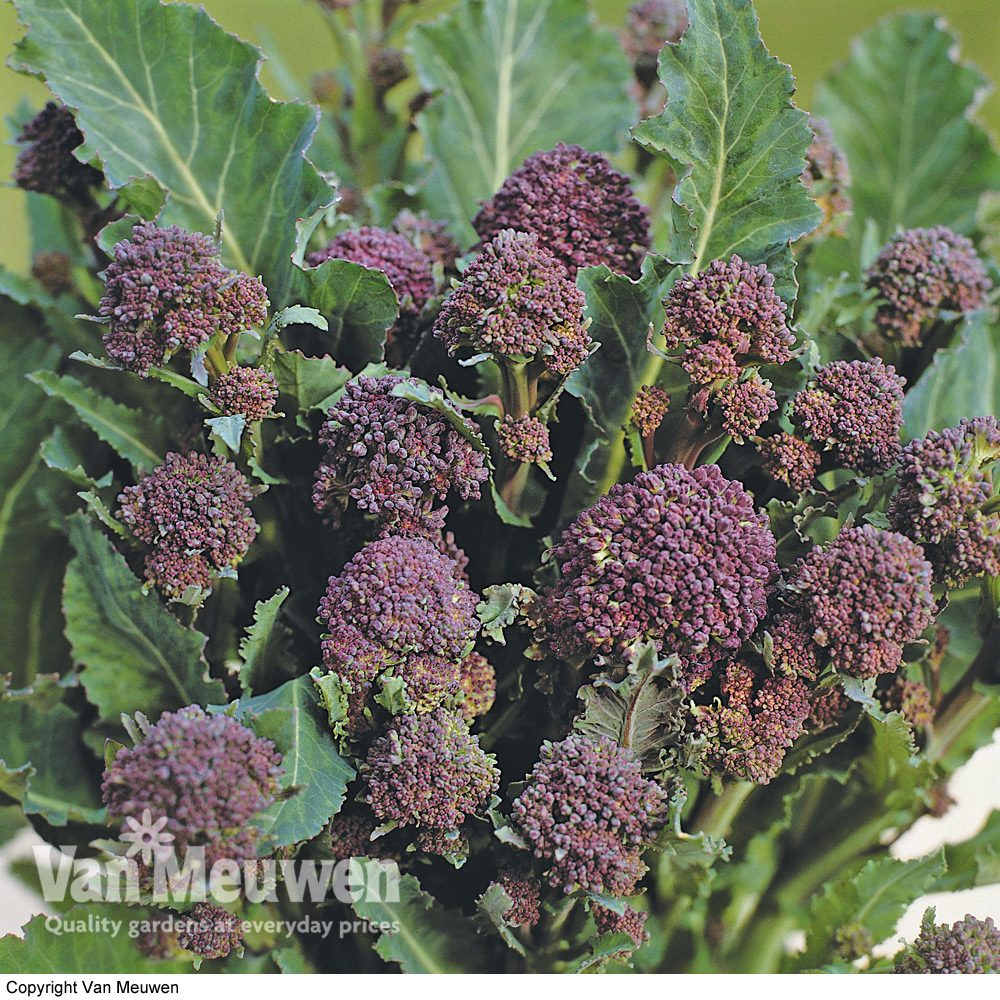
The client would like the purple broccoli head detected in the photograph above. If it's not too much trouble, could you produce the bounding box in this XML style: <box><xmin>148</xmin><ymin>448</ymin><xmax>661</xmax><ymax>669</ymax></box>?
<box><xmin>209</xmin><ymin>366</ymin><xmax>278</xmax><ymax>421</ymax></box>
<box><xmin>496</xmin><ymin>414</ymin><xmax>553</xmax><ymax>465</ymax></box>
<box><xmin>176</xmin><ymin>903</ymin><xmax>244</xmax><ymax>961</ymax></box>
<box><xmin>894</xmin><ymin>910</ymin><xmax>1000</xmax><ymax>974</ymax></box>
<box><xmin>757</xmin><ymin>432</ymin><xmax>821</xmax><ymax>494</ymax></box>
<box><xmin>802</xmin><ymin>117</ymin><xmax>852</xmax><ymax>236</ymax></box>
<box><xmin>14</xmin><ymin>102</ymin><xmax>102</xmax><ymax>199</ymax></box>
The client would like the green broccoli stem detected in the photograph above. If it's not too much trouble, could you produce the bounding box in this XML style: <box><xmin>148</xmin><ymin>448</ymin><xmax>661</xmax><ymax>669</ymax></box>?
<box><xmin>493</xmin><ymin>360</ymin><xmax>539</xmax><ymax>519</ymax></box>
<box><xmin>204</xmin><ymin>342</ymin><xmax>230</xmax><ymax>383</ymax></box>
<box><xmin>690</xmin><ymin>779</ymin><xmax>755</xmax><ymax>839</ymax></box>
<box><xmin>663</xmin><ymin>409</ymin><xmax>723</xmax><ymax>470</ymax></box>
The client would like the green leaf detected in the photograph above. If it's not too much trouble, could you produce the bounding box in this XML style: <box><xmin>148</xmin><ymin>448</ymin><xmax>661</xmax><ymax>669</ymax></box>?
<box><xmin>0</xmin><ymin>908</ymin><xmax>192</xmax><ymax>973</ymax></box>
<box><xmin>351</xmin><ymin>872</ymin><xmax>486</xmax><ymax>973</ymax></box>
<box><xmin>238</xmin><ymin>587</ymin><xmax>291</xmax><ymax>697</ymax></box>
<box><xmin>476</xmin><ymin>882</ymin><xmax>525</xmax><ymax>955</ymax></box>
<box><xmin>206</xmin><ymin>413</ymin><xmax>246</xmax><ymax>453</ymax></box>
<box><xmin>795</xmin><ymin>849</ymin><xmax>947</xmax><ymax>971</ymax></box>
<box><xmin>815</xmin><ymin>12</ymin><xmax>1000</xmax><ymax>243</ymax></box>
<box><xmin>934</xmin><ymin>810</ymin><xmax>1000</xmax><ymax>892</ymax></box>
<box><xmin>239</xmin><ymin>676</ymin><xmax>355</xmax><ymax>848</ymax></box>
<box><xmin>40</xmin><ymin>426</ymin><xmax>112</xmax><ymax>490</ymax></box>
<box><xmin>632</xmin><ymin>0</ymin><xmax>820</xmax><ymax>294</ymax></box>
<box><xmin>63</xmin><ymin>513</ymin><xmax>223</xmax><ymax>723</ymax></box>
<box><xmin>271</xmin><ymin>349</ymin><xmax>353</xmax><ymax>422</ymax></box>
<box><xmin>300</xmin><ymin>259</ymin><xmax>398</xmax><ymax>371</ymax></box>
<box><xmin>28</xmin><ymin>370</ymin><xmax>166</xmax><ymax>473</ymax></box>
<box><xmin>901</xmin><ymin>313</ymin><xmax>1000</xmax><ymax>441</ymax></box>
<box><xmin>408</xmin><ymin>0</ymin><xmax>633</xmax><ymax>243</ymax></box>
<box><xmin>10</xmin><ymin>0</ymin><xmax>335</xmax><ymax>306</ymax></box>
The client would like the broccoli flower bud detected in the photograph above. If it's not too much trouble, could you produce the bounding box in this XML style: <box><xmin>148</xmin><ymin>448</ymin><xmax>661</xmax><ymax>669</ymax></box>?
<box><xmin>458</xmin><ymin>651</ymin><xmax>496</xmax><ymax>721</ymax></box>
<box><xmin>492</xmin><ymin>868</ymin><xmax>541</xmax><ymax>927</ymax></box>
<box><xmin>662</xmin><ymin>255</ymin><xmax>794</xmax><ymax>366</ymax></box>
<box><xmin>894</xmin><ymin>911</ymin><xmax>1000</xmax><ymax>974</ymax></box>
<box><xmin>307</xmin><ymin>226</ymin><xmax>434</xmax><ymax>359</ymax></box>
<box><xmin>768</xmin><ymin>614</ymin><xmax>821</xmax><ymax>681</ymax></box>
<box><xmin>543</xmin><ymin>463</ymin><xmax>778</xmax><ymax>686</ymax></box>
<box><xmin>834</xmin><ymin>923</ymin><xmax>874</xmax><ymax>962</ymax></box>
<box><xmin>496</xmin><ymin>414</ymin><xmax>553</xmax><ymax>465</ymax></box>
<box><xmin>208</xmin><ymin>365</ymin><xmax>278</xmax><ymax>421</ymax></box>
<box><xmin>511</xmin><ymin>734</ymin><xmax>667</xmax><ymax>895</ymax></box>
<box><xmin>176</xmin><ymin>903</ymin><xmax>244</xmax><ymax>961</ymax></box>
<box><xmin>392</xmin><ymin>210</ymin><xmax>462</xmax><ymax>275</ymax></box>
<box><xmin>682</xmin><ymin>341</ymin><xmax>741</xmax><ymax>387</ymax></box>
<box><xmin>802</xmin><ymin>117</ymin><xmax>852</xmax><ymax>236</ymax></box>
<box><xmin>888</xmin><ymin>416</ymin><xmax>1000</xmax><ymax>587</ymax></box>
<box><xmin>318</xmin><ymin>535</ymin><xmax>479</xmax><ymax>720</ymax></box>
<box><xmin>116</xmin><ymin>451</ymin><xmax>259</xmax><ymax>599</ymax></box>
<box><xmin>14</xmin><ymin>102</ymin><xmax>102</xmax><ymax>200</ymax></box>
<box><xmin>329</xmin><ymin>806</ymin><xmax>379</xmax><ymax>862</ymax></box>
<box><xmin>808</xmin><ymin>685</ymin><xmax>851</xmax><ymax>733</ymax></box>
<box><xmin>313</xmin><ymin>374</ymin><xmax>488</xmax><ymax>529</ymax></box>
<box><xmin>866</xmin><ymin>227</ymin><xmax>991</xmax><ymax>347</ymax></box>
<box><xmin>783</xmin><ymin>525</ymin><xmax>936</xmax><ymax>679</ymax></box>
<box><xmin>98</xmin><ymin>223</ymin><xmax>268</xmax><ymax>375</ymax></box>
<box><xmin>434</xmin><ymin>230</ymin><xmax>591</xmax><ymax>376</ymax></box>
<box><xmin>592</xmin><ymin>902</ymin><xmax>649</xmax><ymax>950</ymax></box>
<box><xmin>621</xmin><ymin>0</ymin><xmax>689</xmax><ymax>90</ymax></box>
<box><xmin>757</xmin><ymin>432</ymin><xmax>821</xmax><ymax>494</ymax></box>
<box><xmin>473</xmin><ymin>144</ymin><xmax>651</xmax><ymax>279</ymax></box>
<box><xmin>363</xmin><ymin>709</ymin><xmax>500</xmax><ymax>840</ymax></box>
<box><xmin>31</xmin><ymin>251</ymin><xmax>74</xmax><ymax>297</ymax></box>
<box><xmin>882</xmin><ymin>677</ymin><xmax>935</xmax><ymax>728</ymax></box>
<box><xmin>715</xmin><ymin>372</ymin><xmax>777</xmax><ymax>443</ymax></box>
<box><xmin>694</xmin><ymin>660</ymin><xmax>811</xmax><ymax>784</ymax></box>
<box><xmin>102</xmin><ymin>706</ymin><xmax>283</xmax><ymax>869</ymax></box>
<box><xmin>790</xmin><ymin>358</ymin><xmax>905</xmax><ymax>475</ymax></box>
<box><xmin>631</xmin><ymin>384</ymin><xmax>671</xmax><ymax>438</ymax></box>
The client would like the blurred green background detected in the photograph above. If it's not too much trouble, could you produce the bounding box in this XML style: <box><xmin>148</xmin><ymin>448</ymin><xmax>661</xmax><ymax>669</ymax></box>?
<box><xmin>1</xmin><ymin>0</ymin><xmax>998</xmax><ymax>273</ymax></box>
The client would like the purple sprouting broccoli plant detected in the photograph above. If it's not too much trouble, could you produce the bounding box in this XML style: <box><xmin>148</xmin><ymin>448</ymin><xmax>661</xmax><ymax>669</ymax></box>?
<box><xmin>496</xmin><ymin>414</ymin><xmax>553</xmax><ymax>466</ymax></box>
<box><xmin>631</xmin><ymin>384</ymin><xmax>671</xmax><ymax>438</ymax></box>
<box><xmin>312</xmin><ymin>373</ymin><xmax>488</xmax><ymax>530</ymax></box>
<box><xmin>102</xmin><ymin>706</ymin><xmax>283</xmax><ymax>869</ymax></box>
<box><xmin>893</xmin><ymin>910</ymin><xmax>1000</xmax><ymax>974</ymax></box>
<box><xmin>757</xmin><ymin>431</ymin><xmax>822</xmax><ymax>493</ymax></box>
<box><xmin>801</xmin><ymin>117</ymin><xmax>852</xmax><ymax>236</ymax></box>
<box><xmin>317</xmin><ymin>534</ymin><xmax>479</xmax><ymax>727</ymax></box>
<box><xmin>307</xmin><ymin>226</ymin><xmax>435</xmax><ymax>362</ymax></box>
<box><xmin>208</xmin><ymin>365</ymin><xmax>279</xmax><ymax>421</ymax></box>
<box><xmin>781</xmin><ymin>525</ymin><xmax>936</xmax><ymax>678</ymax></box>
<box><xmin>98</xmin><ymin>222</ymin><xmax>268</xmax><ymax>376</ymax></box>
<box><xmin>457</xmin><ymin>651</ymin><xmax>496</xmax><ymax>721</ymax></box>
<box><xmin>543</xmin><ymin>463</ymin><xmax>778</xmax><ymax>688</ymax></box>
<box><xmin>866</xmin><ymin>226</ymin><xmax>991</xmax><ymax>347</ymax></box>
<box><xmin>362</xmin><ymin>708</ymin><xmax>500</xmax><ymax>850</ymax></box>
<box><xmin>116</xmin><ymin>451</ymin><xmax>259</xmax><ymax>600</ymax></box>
<box><xmin>888</xmin><ymin>416</ymin><xmax>1000</xmax><ymax>587</ymax></box>
<box><xmin>882</xmin><ymin>677</ymin><xmax>935</xmax><ymax>728</ymax></box>
<box><xmin>473</xmin><ymin>143</ymin><xmax>651</xmax><ymax>279</ymax></box>
<box><xmin>714</xmin><ymin>371</ymin><xmax>777</xmax><ymax>443</ymax></box>
<box><xmin>511</xmin><ymin>734</ymin><xmax>667</xmax><ymax>895</ymax></box>
<box><xmin>14</xmin><ymin>101</ymin><xmax>102</xmax><ymax>200</ymax></box>
<box><xmin>328</xmin><ymin>806</ymin><xmax>380</xmax><ymax>862</ymax></box>
<box><xmin>789</xmin><ymin>358</ymin><xmax>905</xmax><ymax>476</ymax></box>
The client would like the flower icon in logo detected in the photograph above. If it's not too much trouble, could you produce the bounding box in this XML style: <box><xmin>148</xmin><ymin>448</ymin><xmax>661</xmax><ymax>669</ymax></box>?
<box><xmin>120</xmin><ymin>809</ymin><xmax>175</xmax><ymax>865</ymax></box>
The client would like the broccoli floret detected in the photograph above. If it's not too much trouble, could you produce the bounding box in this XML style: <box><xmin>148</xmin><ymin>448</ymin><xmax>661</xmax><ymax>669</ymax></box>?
<box><xmin>757</xmin><ymin>432</ymin><xmax>821</xmax><ymax>494</ymax></box>
<box><xmin>496</xmin><ymin>414</ymin><xmax>553</xmax><ymax>466</ymax></box>
<box><xmin>14</xmin><ymin>102</ymin><xmax>102</xmax><ymax>200</ymax></box>
<box><xmin>473</xmin><ymin>144</ymin><xmax>650</xmax><ymax>279</ymax></box>
<box><xmin>98</xmin><ymin>222</ymin><xmax>268</xmax><ymax>375</ymax></box>
<box><xmin>888</xmin><ymin>416</ymin><xmax>1000</xmax><ymax>587</ymax></box>
<box><xmin>511</xmin><ymin>734</ymin><xmax>667</xmax><ymax>895</ymax></box>
<box><xmin>882</xmin><ymin>677</ymin><xmax>935</xmax><ymax>728</ymax></box>
<box><xmin>458</xmin><ymin>651</ymin><xmax>496</xmax><ymax>721</ymax></box>
<box><xmin>894</xmin><ymin>910</ymin><xmax>1000</xmax><ymax>974</ymax></box>
<box><xmin>802</xmin><ymin>117</ymin><xmax>852</xmax><ymax>237</ymax></box>
<box><xmin>630</xmin><ymin>384</ymin><xmax>671</xmax><ymax>438</ymax></box>
<box><xmin>209</xmin><ymin>365</ymin><xmax>278</xmax><ymax>421</ymax></box>
<box><xmin>392</xmin><ymin>210</ymin><xmax>462</xmax><ymax>275</ymax></box>
<box><xmin>176</xmin><ymin>903</ymin><xmax>244</xmax><ymax>961</ymax></box>
<box><xmin>329</xmin><ymin>805</ymin><xmax>380</xmax><ymax>862</ymax></box>
<box><xmin>715</xmin><ymin>371</ymin><xmax>777</xmax><ymax>443</ymax></box>
<box><xmin>102</xmin><ymin>706</ymin><xmax>283</xmax><ymax>869</ymax></box>
<box><xmin>592</xmin><ymin>901</ymin><xmax>649</xmax><ymax>950</ymax></box>
<box><xmin>807</xmin><ymin>685</ymin><xmax>852</xmax><ymax>733</ymax></box>
<box><xmin>866</xmin><ymin>226</ymin><xmax>990</xmax><ymax>347</ymax></box>
<box><xmin>543</xmin><ymin>463</ymin><xmax>778</xmax><ymax>687</ymax></box>
<box><xmin>116</xmin><ymin>451</ymin><xmax>259</xmax><ymax>600</ymax></box>
<box><xmin>491</xmin><ymin>868</ymin><xmax>542</xmax><ymax>927</ymax></box>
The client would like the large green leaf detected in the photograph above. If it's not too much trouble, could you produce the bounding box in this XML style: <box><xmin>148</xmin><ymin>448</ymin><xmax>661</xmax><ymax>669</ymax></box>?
<box><xmin>63</xmin><ymin>514</ymin><xmax>223</xmax><ymax>722</ymax></box>
<box><xmin>408</xmin><ymin>0</ymin><xmax>633</xmax><ymax>243</ymax></box>
<box><xmin>632</xmin><ymin>0</ymin><xmax>820</xmax><ymax>294</ymax></box>
<box><xmin>10</xmin><ymin>0</ymin><xmax>335</xmax><ymax>306</ymax></box>
<box><xmin>239</xmin><ymin>676</ymin><xmax>355</xmax><ymax>849</ymax></box>
<box><xmin>238</xmin><ymin>587</ymin><xmax>292</xmax><ymax>697</ymax></box>
<box><xmin>934</xmin><ymin>810</ymin><xmax>1000</xmax><ymax>892</ymax></box>
<box><xmin>815</xmin><ymin>12</ymin><xmax>1000</xmax><ymax>243</ymax></box>
<box><xmin>352</xmin><ymin>872</ymin><xmax>486</xmax><ymax>973</ymax></box>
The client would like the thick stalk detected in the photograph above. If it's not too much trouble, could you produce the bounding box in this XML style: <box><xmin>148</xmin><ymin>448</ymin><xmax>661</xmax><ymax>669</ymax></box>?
<box><xmin>690</xmin><ymin>779</ymin><xmax>755</xmax><ymax>839</ymax></box>
<box><xmin>663</xmin><ymin>410</ymin><xmax>722</xmax><ymax>470</ymax></box>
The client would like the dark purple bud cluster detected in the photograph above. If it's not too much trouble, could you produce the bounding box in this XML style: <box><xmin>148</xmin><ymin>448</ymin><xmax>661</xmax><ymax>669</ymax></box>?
<box><xmin>866</xmin><ymin>226</ymin><xmax>991</xmax><ymax>347</ymax></box>
<box><xmin>662</xmin><ymin>255</ymin><xmax>794</xmax><ymax>368</ymax></box>
<box><xmin>888</xmin><ymin>416</ymin><xmax>1000</xmax><ymax>587</ymax></box>
<box><xmin>102</xmin><ymin>706</ymin><xmax>283</xmax><ymax>869</ymax></box>
<box><xmin>592</xmin><ymin>902</ymin><xmax>649</xmax><ymax>949</ymax></box>
<box><xmin>715</xmin><ymin>372</ymin><xmax>777</xmax><ymax>443</ymax></box>
<box><xmin>392</xmin><ymin>210</ymin><xmax>462</xmax><ymax>274</ymax></box>
<box><xmin>458</xmin><ymin>651</ymin><xmax>496</xmax><ymax>720</ymax></box>
<box><xmin>98</xmin><ymin>223</ymin><xmax>268</xmax><ymax>375</ymax></box>
<box><xmin>313</xmin><ymin>374</ymin><xmax>488</xmax><ymax>529</ymax></box>
<box><xmin>493</xmin><ymin>868</ymin><xmax>541</xmax><ymax>927</ymax></box>
<box><xmin>511</xmin><ymin>734</ymin><xmax>667</xmax><ymax>895</ymax></box>
<box><xmin>473</xmin><ymin>144</ymin><xmax>651</xmax><ymax>279</ymax></box>
<box><xmin>789</xmin><ymin>358</ymin><xmax>905</xmax><ymax>475</ymax></box>
<box><xmin>329</xmin><ymin>807</ymin><xmax>379</xmax><ymax>861</ymax></box>
<box><xmin>496</xmin><ymin>414</ymin><xmax>553</xmax><ymax>465</ymax></box>
<box><xmin>631</xmin><ymin>384</ymin><xmax>671</xmax><ymax>438</ymax></box>
<box><xmin>621</xmin><ymin>0</ymin><xmax>689</xmax><ymax>89</ymax></box>
<box><xmin>782</xmin><ymin>525</ymin><xmax>936</xmax><ymax>678</ymax></box>
<box><xmin>116</xmin><ymin>451</ymin><xmax>259</xmax><ymax>599</ymax></box>
<box><xmin>30</xmin><ymin>251</ymin><xmax>74</xmax><ymax>296</ymax></box>
<box><xmin>802</xmin><ymin>118</ymin><xmax>852</xmax><ymax>236</ymax></box>
<box><xmin>695</xmin><ymin>660</ymin><xmax>811</xmax><ymax>784</ymax></box>
<box><xmin>768</xmin><ymin>614</ymin><xmax>821</xmax><ymax>681</ymax></box>
<box><xmin>894</xmin><ymin>911</ymin><xmax>1000</xmax><ymax>974</ymax></box>
<box><xmin>808</xmin><ymin>685</ymin><xmax>851</xmax><ymax>733</ymax></box>
<box><xmin>544</xmin><ymin>463</ymin><xmax>778</xmax><ymax>688</ymax></box>
<box><xmin>14</xmin><ymin>102</ymin><xmax>102</xmax><ymax>199</ymax></box>
<box><xmin>209</xmin><ymin>366</ymin><xmax>278</xmax><ymax>421</ymax></box>
<box><xmin>176</xmin><ymin>903</ymin><xmax>244</xmax><ymax>961</ymax></box>
<box><xmin>434</xmin><ymin>230</ymin><xmax>591</xmax><ymax>376</ymax></box>
<box><xmin>363</xmin><ymin>709</ymin><xmax>500</xmax><ymax>841</ymax></box>
<box><xmin>317</xmin><ymin>535</ymin><xmax>479</xmax><ymax>719</ymax></box>
<box><xmin>883</xmin><ymin>677</ymin><xmax>935</xmax><ymax>728</ymax></box>
<box><xmin>307</xmin><ymin>226</ymin><xmax>435</xmax><ymax>356</ymax></box>
<box><xmin>757</xmin><ymin>432</ymin><xmax>821</xmax><ymax>493</ymax></box>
